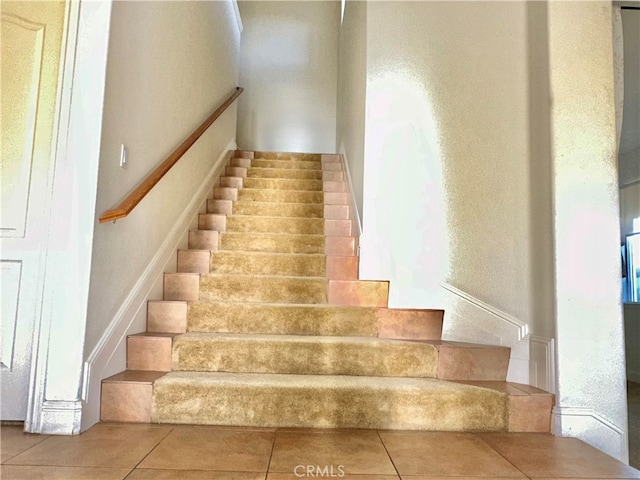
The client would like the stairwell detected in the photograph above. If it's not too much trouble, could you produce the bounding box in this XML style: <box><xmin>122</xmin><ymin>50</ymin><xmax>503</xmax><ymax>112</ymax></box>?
<box><xmin>101</xmin><ymin>150</ymin><xmax>554</xmax><ymax>432</ymax></box>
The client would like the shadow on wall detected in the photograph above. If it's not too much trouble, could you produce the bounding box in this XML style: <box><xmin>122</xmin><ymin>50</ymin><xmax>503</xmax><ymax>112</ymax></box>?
<box><xmin>525</xmin><ymin>1</ymin><xmax>555</xmax><ymax>341</ymax></box>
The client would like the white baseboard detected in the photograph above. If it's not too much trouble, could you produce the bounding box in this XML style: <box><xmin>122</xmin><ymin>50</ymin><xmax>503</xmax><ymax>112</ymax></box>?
<box><xmin>39</xmin><ymin>400</ymin><xmax>83</xmax><ymax>435</ymax></box>
<box><xmin>231</xmin><ymin>0</ymin><xmax>243</xmax><ymax>34</ymax></box>
<box><xmin>440</xmin><ymin>282</ymin><xmax>529</xmax><ymax>345</ymax></box>
<box><xmin>506</xmin><ymin>334</ymin><xmax>555</xmax><ymax>392</ymax></box>
<box><xmin>530</xmin><ymin>335</ymin><xmax>555</xmax><ymax>393</ymax></box>
<box><xmin>338</xmin><ymin>142</ymin><xmax>362</xmax><ymax>241</ymax></box>
<box><xmin>440</xmin><ymin>282</ymin><xmax>554</xmax><ymax>392</ymax></box>
<box><xmin>553</xmin><ymin>406</ymin><xmax>629</xmax><ymax>463</ymax></box>
<box><xmin>80</xmin><ymin>140</ymin><xmax>236</xmax><ymax>431</ymax></box>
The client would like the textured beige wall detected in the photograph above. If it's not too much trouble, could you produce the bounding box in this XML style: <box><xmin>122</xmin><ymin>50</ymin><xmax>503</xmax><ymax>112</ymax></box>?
<box><xmin>236</xmin><ymin>1</ymin><xmax>339</xmax><ymax>153</ymax></box>
<box><xmin>85</xmin><ymin>1</ymin><xmax>240</xmax><ymax>355</ymax></box>
<box><xmin>548</xmin><ymin>1</ymin><xmax>628</xmax><ymax>461</ymax></box>
<box><xmin>359</xmin><ymin>1</ymin><xmax>554</xmax><ymax>338</ymax></box>
<box><xmin>336</xmin><ymin>0</ymin><xmax>367</xmax><ymax>220</ymax></box>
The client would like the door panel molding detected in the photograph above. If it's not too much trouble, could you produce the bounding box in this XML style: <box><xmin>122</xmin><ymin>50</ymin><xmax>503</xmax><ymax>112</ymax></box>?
<box><xmin>1</xmin><ymin>13</ymin><xmax>45</xmax><ymax>238</ymax></box>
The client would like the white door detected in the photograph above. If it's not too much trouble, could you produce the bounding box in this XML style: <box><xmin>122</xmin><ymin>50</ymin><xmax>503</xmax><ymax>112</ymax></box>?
<box><xmin>1</xmin><ymin>1</ymin><xmax>67</xmax><ymax>420</ymax></box>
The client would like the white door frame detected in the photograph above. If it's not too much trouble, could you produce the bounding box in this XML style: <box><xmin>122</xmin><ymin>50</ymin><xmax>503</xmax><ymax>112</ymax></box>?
<box><xmin>24</xmin><ymin>0</ymin><xmax>112</xmax><ymax>434</ymax></box>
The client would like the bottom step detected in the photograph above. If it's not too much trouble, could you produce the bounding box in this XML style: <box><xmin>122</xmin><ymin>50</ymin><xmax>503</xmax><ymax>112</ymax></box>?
<box><xmin>151</xmin><ymin>372</ymin><xmax>508</xmax><ymax>431</ymax></box>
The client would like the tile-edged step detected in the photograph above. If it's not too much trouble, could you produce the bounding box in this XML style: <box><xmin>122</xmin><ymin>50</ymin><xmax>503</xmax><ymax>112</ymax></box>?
<box><xmin>172</xmin><ymin>333</ymin><xmax>438</xmax><ymax>378</ymax></box>
<box><xmin>243</xmin><ymin>177</ymin><xmax>323</xmax><ymax>192</ymax></box>
<box><xmin>457</xmin><ymin>381</ymin><xmax>555</xmax><ymax>433</ymax></box>
<box><xmin>187</xmin><ymin>302</ymin><xmax>379</xmax><ymax>336</ymax></box>
<box><xmin>188</xmin><ymin>230</ymin><xmax>219</xmax><ymax>251</ymax></box>
<box><xmin>199</xmin><ymin>273</ymin><xmax>328</xmax><ymax>304</ymax></box>
<box><xmin>226</xmin><ymin>215</ymin><xmax>324</xmax><ymax>235</ymax></box>
<box><xmin>101</xmin><ymin>370</ymin><xmax>166</xmax><ymax>423</ymax></box>
<box><xmin>148</xmin><ymin>301</ymin><xmax>187</xmax><ymax>333</ymax></box>
<box><xmin>232</xmin><ymin>201</ymin><xmax>324</xmax><ymax>218</ymax></box>
<box><xmin>235</xmin><ymin>149</ymin><xmax>255</xmax><ymax>159</ymax></box>
<box><xmin>247</xmin><ymin>167</ymin><xmax>323</xmax><ymax>181</ymax></box>
<box><xmin>127</xmin><ymin>333</ymin><xmax>175</xmax><ymax>371</ymax></box>
<box><xmin>251</xmin><ymin>159</ymin><xmax>323</xmax><ymax>170</ymax></box>
<box><xmin>329</xmin><ymin>279</ymin><xmax>389</xmax><ymax>307</ymax></box>
<box><xmin>434</xmin><ymin>342</ymin><xmax>511</xmax><ymax>381</ymax></box>
<box><xmin>220</xmin><ymin>232</ymin><xmax>325</xmax><ymax>254</ymax></box>
<box><xmin>151</xmin><ymin>372</ymin><xmax>508</xmax><ymax>431</ymax></box>
<box><xmin>210</xmin><ymin>251</ymin><xmax>326</xmax><ymax>277</ymax></box>
<box><xmin>238</xmin><ymin>188</ymin><xmax>324</xmax><ymax>204</ymax></box>
<box><xmin>230</xmin><ymin>157</ymin><xmax>252</xmax><ymax>168</ymax></box>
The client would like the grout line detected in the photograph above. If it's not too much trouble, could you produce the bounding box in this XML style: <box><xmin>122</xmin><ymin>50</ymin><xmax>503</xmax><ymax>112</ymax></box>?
<box><xmin>125</xmin><ymin>424</ymin><xmax>176</xmax><ymax>474</ymax></box>
<box><xmin>264</xmin><ymin>428</ymin><xmax>279</xmax><ymax>478</ymax></box>
<box><xmin>376</xmin><ymin>430</ymin><xmax>402</xmax><ymax>479</ymax></box>
<box><xmin>0</xmin><ymin>428</ymin><xmax>52</xmax><ymax>464</ymax></box>
<box><xmin>473</xmin><ymin>433</ymin><xmax>531</xmax><ymax>479</ymax></box>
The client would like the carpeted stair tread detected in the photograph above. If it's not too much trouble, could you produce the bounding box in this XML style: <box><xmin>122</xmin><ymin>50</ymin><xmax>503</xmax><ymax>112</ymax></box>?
<box><xmin>251</xmin><ymin>159</ymin><xmax>323</xmax><ymax>170</ymax></box>
<box><xmin>187</xmin><ymin>301</ymin><xmax>378</xmax><ymax>336</ymax></box>
<box><xmin>199</xmin><ymin>273</ymin><xmax>328</xmax><ymax>304</ymax></box>
<box><xmin>237</xmin><ymin>188</ymin><xmax>324</xmax><ymax>204</ymax></box>
<box><xmin>172</xmin><ymin>333</ymin><xmax>437</xmax><ymax>377</ymax></box>
<box><xmin>247</xmin><ymin>167</ymin><xmax>323</xmax><ymax>181</ymax></box>
<box><xmin>151</xmin><ymin>371</ymin><xmax>509</xmax><ymax>431</ymax></box>
<box><xmin>219</xmin><ymin>232</ymin><xmax>325</xmax><ymax>254</ymax></box>
<box><xmin>243</xmin><ymin>177</ymin><xmax>324</xmax><ymax>192</ymax></box>
<box><xmin>232</xmin><ymin>201</ymin><xmax>324</xmax><ymax>218</ymax></box>
<box><xmin>210</xmin><ymin>251</ymin><xmax>326</xmax><ymax>276</ymax></box>
<box><xmin>226</xmin><ymin>215</ymin><xmax>324</xmax><ymax>235</ymax></box>
<box><xmin>254</xmin><ymin>152</ymin><xmax>322</xmax><ymax>161</ymax></box>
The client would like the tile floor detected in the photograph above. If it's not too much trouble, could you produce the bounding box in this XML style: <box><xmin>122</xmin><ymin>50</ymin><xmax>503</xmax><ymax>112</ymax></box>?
<box><xmin>2</xmin><ymin>423</ymin><xmax>640</xmax><ymax>480</ymax></box>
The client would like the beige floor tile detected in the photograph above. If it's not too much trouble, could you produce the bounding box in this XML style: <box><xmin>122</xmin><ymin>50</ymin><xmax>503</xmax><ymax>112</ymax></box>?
<box><xmin>128</xmin><ymin>469</ymin><xmax>266</xmax><ymax>479</ymax></box>
<box><xmin>269</xmin><ymin>474</ymin><xmax>398</xmax><ymax>480</ymax></box>
<box><xmin>0</xmin><ymin>465</ymin><xmax>131</xmax><ymax>480</ymax></box>
<box><xmin>138</xmin><ymin>426</ymin><xmax>274</xmax><ymax>472</ymax></box>
<box><xmin>479</xmin><ymin>433</ymin><xmax>640</xmax><ymax>479</ymax></box>
<box><xmin>379</xmin><ymin>431</ymin><xmax>526</xmax><ymax>477</ymax></box>
<box><xmin>1</xmin><ymin>426</ymin><xmax>50</xmax><ymax>463</ymax></box>
<box><xmin>400</xmin><ymin>478</ymin><xmax>525</xmax><ymax>480</ymax></box>
<box><xmin>4</xmin><ymin>423</ymin><xmax>171</xmax><ymax>468</ymax></box>
<box><xmin>269</xmin><ymin>430</ymin><xmax>396</xmax><ymax>475</ymax></box>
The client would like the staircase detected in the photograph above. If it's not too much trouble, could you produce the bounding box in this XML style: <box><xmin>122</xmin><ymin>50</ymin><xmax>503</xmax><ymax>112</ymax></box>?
<box><xmin>101</xmin><ymin>150</ymin><xmax>554</xmax><ymax>432</ymax></box>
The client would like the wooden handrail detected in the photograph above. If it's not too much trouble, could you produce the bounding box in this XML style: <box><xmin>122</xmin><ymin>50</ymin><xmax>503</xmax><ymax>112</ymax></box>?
<box><xmin>99</xmin><ymin>87</ymin><xmax>244</xmax><ymax>223</ymax></box>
